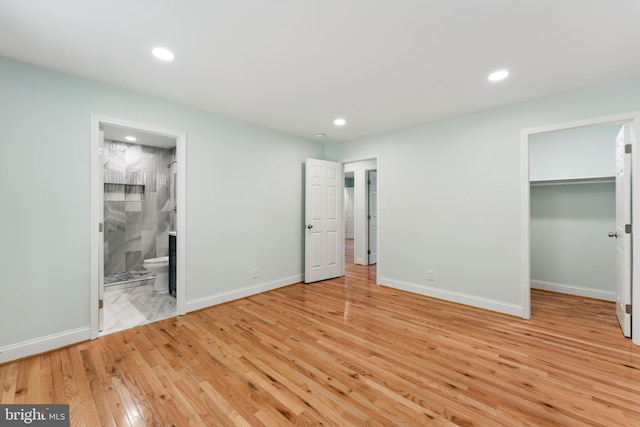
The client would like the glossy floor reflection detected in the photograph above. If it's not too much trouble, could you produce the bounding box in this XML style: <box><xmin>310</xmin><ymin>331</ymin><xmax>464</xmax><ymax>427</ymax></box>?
<box><xmin>344</xmin><ymin>238</ymin><xmax>377</xmax><ymax>284</ymax></box>
<box><xmin>101</xmin><ymin>241</ymin><xmax>363</xmax><ymax>336</ymax></box>
<box><xmin>102</xmin><ymin>283</ymin><xmax>176</xmax><ymax>335</ymax></box>
<box><xmin>4</xmin><ymin>239</ymin><xmax>638</xmax><ymax>425</ymax></box>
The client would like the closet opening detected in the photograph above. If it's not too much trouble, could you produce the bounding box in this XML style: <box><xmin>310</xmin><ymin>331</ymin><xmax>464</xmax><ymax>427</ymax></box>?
<box><xmin>521</xmin><ymin>112</ymin><xmax>640</xmax><ymax>345</ymax></box>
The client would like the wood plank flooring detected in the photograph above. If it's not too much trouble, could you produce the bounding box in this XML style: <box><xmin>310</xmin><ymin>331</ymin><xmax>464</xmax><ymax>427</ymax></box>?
<box><xmin>2</xmin><ymin>254</ymin><xmax>640</xmax><ymax>425</ymax></box>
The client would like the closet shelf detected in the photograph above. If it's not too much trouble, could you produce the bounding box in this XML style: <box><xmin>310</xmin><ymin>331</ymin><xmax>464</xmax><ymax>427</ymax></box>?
<box><xmin>104</xmin><ymin>183</ymin><xmax>145</xmax><ymax>202</ymax></box>
<box><xmin>530</xmin><ymin>176</ymin><xmax>614</xmax><ymax>186</ymax></box>
<box><xmin>104</xmin><ymin>182</ymin><xmax>145</xmax><ymax>186</ymax></box>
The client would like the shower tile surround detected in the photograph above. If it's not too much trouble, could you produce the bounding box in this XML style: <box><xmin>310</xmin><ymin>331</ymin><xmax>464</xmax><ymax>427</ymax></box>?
<box><xmin>104</xmin><ymin>142</ymin><xmax>177</xmax><ymax>277</ymax></box>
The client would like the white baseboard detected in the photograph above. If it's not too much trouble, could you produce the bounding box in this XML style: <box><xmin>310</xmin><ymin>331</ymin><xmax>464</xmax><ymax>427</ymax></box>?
<box><xmin>0</xmin><ymin>327</ymin><xmax>91</xmax><ymax>364</ymax></box>
<box><xmin>379</xmin><ymin>277</ymin><xmax>523</xmax><ymax>317</ymax></box>
<box><xmin>185</xmin><ymin>274</ymin><xmax>303</xmax><ymax>313</ymax></box>
<box><xmin>531</xmin><ymin>280</ymin><xmax>616</xmax><ymax>302</ymax></box>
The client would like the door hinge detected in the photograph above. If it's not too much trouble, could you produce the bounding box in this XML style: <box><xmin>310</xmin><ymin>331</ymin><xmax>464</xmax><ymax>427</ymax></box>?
<box><xmin>368</xmin><ymin>250</ymin><xmax>371</xmax><ymax>254</ymax></box>
<box><xmin>368</xmin><ymin>215</ymin><xmax>371</xmax><ymax>220</ymax></box>
<box><xmin>625</xmin><ymin>304</ymin><xmax>632</xmax><ymax>315</ymax></box>
<box><xmin>99</xmin><ymin>299</ymin><xmax>104</xmax><ymax>309</ymax></box>
<box><xmin>99</xmin><ymin>222</ymin><xmax>103</xmax><ymax>233</ymax></box>
<box><xmin>625</xmin><ymin>224</ymin><xmax>632</xmax><ymax>234</ymax></box>
<box><xmin>625</xmin><ymin>144</ymin><xmax>632</xmax><ymax>154</ymax></box>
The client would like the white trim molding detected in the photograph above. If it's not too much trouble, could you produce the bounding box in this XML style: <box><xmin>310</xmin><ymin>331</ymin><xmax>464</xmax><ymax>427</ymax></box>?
<box><xmin>531</xmin><ymin>280</ymin><xmax>616</xmax><ymax>302</ymax></box>
<box><xmin>380</xmin><ymin>277</ymin><xmax>523</xmax><ymax>317</ymax></box>
<box><xmin>0</xmin><ymin>328</ymin><xmax>90</xmax><ymax>365</ymax></box>
<box><xmin>185</xmin><ymin>275</ymin><xmax>303</xmax><ymax>313</ymax></box>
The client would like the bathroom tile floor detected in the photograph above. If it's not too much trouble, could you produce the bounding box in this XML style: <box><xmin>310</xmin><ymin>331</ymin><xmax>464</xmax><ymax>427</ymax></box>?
<box><xmin>102</xmin><ymin>284</ymin><xmax>176</xmax><ymax>335</ymax></box>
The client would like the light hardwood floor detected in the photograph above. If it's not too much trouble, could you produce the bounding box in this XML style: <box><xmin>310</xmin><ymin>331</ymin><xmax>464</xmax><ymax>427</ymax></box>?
<box><xmin>2</xmin><ymin>249</ymin><xmax>640</xmax><ymax>426</ymax></box>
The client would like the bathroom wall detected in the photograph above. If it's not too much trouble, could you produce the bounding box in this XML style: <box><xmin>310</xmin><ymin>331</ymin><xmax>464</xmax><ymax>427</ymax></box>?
<box><xmin>103</xmin><ymin>142</ymin><xmax>176</xmax><ymax>275</ymax></box>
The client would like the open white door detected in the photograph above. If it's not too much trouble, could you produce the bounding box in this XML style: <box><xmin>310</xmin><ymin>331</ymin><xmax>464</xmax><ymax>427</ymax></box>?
<box><xmin>368</xmin><ymin>170</ymin><xmax>378</xmax><ymax>265</ymax></box>
<box><xmin>305</xmin><ymin>159</ymin><xmax>344</xmax><ymax>283</ymax></box>
<box><xmin>615</xmin><ymin>123</ymin><xmax>631</xmax><ymax>337</ymax></box>
<box><xmin>98</xmin><ymin>130</ymin><xmax>105</xmax><ymax>332</ymax></box>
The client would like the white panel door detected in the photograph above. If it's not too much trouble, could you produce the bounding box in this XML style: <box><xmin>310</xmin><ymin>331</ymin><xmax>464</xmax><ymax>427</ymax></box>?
<box><xmin>305</xmin><ymin>159</ymin><xmax>344</xmax><ymax>283</ymax></box>
<box><xmin>345</xmin><ymin>187</ymin><xmax>355</xmax><ymax>239</ymax></box>
<box><xmin>98</xmin><ymin>130</ymin><xmax>105</xmax><ymax>332</ymax></box>
<box><xmin>615</xmin><ymin>124</ymin><xmax>632</xmax><ymax>337</ymax></box>
<box><xmin>368</xmin><ymin>170</ymin><xmax>377</xmax><ymax>265</ymax></box>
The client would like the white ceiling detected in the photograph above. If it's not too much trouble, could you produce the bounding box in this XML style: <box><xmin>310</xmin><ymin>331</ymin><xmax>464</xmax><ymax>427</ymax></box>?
<box><xmin>1</xmin><ymin>1</ymin><xmax>640</xmax><ymax>142</ymax></box>
<box><xmin>102</xmin><ymin>124</ymin><xmax>176</xmax><ymax>149</ymax></box>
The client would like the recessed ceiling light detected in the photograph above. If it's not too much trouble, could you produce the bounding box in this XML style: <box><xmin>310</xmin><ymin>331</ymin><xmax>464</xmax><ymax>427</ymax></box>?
<box><xmin>152</xmin><ymin>47</ymin><xmax>176</xmax><ymax>61</ymax></box>
<box><xmin>125</xmin><ymin>136</ymin><xmax>137</xmax><ymax>142</ymax></box>
<box><xmin>488</xmin><ymin>69</ymin><xmax>509</xmax><ymax>82</ymax></box>
<box><xmin>314</xmin><ymin>133</ymin><xmax>325</xmax><ymax>139</ymax></box>
<box><xmin>334</xmin><ymin>118</ymin><xmax>346</xmax><ymax>126</ymax></box>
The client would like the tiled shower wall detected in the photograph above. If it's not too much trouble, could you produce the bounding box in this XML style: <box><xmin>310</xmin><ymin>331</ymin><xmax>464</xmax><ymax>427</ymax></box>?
<box><xmin>103</xmin><ymin>142</ymin><xmax>177</xmax><ymax>276</ymax></box>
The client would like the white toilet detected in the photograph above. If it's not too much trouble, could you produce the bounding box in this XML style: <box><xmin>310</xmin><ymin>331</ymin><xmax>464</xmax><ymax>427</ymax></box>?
<box><xmin>142</xmin><ymin>256</ymin><xmax>169</xmax><ymax>292</ymax></box>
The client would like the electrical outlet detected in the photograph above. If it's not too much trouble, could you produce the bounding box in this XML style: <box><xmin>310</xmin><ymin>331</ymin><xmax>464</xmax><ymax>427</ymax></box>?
<box><xmin>427</xmin><ymin>270</ymin><xmax>435</xmax><ymax>281</ymax></box>
<box><xmin>252</xmin><ymin>268</ymin><xmax>259</xmax><ymax>279</ymax></box>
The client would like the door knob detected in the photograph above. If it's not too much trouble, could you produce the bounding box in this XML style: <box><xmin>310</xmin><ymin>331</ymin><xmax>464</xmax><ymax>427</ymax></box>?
<box><xmin>307</xmin><ymin>224</ymin><xmax>313</xmax><ymax>229</ymax></box>
<box><xmin>608</xmin><ymin>232</ymin><xmax>618</xmax><ymax>238</ymax></box>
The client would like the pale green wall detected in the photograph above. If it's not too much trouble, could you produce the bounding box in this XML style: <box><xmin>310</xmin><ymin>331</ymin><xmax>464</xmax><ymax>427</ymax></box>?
<box><xmin>0</xmin><ymin>56</ymin><xmax>324</xmax><ymax>349</ymax></box>
<box><xmin>529</xmin><ymin>124</ymin><xmax>619</xmax><ymax>181</ymax></box>
<box><xmin>530</xmin><ymin>183</ymin><xmax>615</xmax><ymax>291</ymax></box>
<box><xmin>325</xmin><ymin>76</ymin><xmax>640</xmax><ymax>312</ymax></box>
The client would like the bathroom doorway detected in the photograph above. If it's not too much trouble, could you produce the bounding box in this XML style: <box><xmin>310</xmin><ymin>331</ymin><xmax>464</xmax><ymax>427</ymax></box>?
<box><xmin>90</xmin><ymin>116</ymin><xmax>187</xmax><ymax>339</ymax></box>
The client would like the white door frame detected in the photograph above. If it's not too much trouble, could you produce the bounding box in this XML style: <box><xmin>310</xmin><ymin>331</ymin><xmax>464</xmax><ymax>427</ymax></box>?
<box><xmin>344</xmin><ymin>178</ymin><xmax>355</xmax><ymax>239</ymax></box>
<box><xmin>615</xmin><ymin>124</ymin><xmax>632</xmax><ymax>336</ymax></box>
<box><xmin>342</xmin><ymin>155</ymin><xmax>380</xmax><ymax>283</ymax></box>
<box><xmin>90</xmin><ymin>115</ymin><xmax>188</xmax><ymax>339</ymax></box>
<box><xmin>367</xmin><ymin>169</ymin><xmax>378</xmax><ymax>265</ymax></box>
<box><xmin>520</xmin><ymin>112</ymin><xmax>640</xmax><ymax>346</ymax></box>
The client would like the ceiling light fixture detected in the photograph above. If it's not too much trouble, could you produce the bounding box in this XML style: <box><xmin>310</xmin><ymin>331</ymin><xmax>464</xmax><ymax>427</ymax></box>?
<box><xmin>334</xmin><ymin>118</ymin><xmax>346</xmax><ymax>126</ymax></box>
<box><xmin>488</xmin><ymin>69</ymin><xmax>509</xmax><ymax>82</ymax></box>
<box><xmin>152</xmin><ymin>47</ymin><xmax>176</xmax><ymax>61</ymax></box>
<box><xmin>314</xmin><ymin>133</ymin><xmax>325</xmax><ymax>139</ymax></box>
<box><xmin>125</xmin><ymin>136</ymin><xmax>137</xmax><ymax>142</ymax></box>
